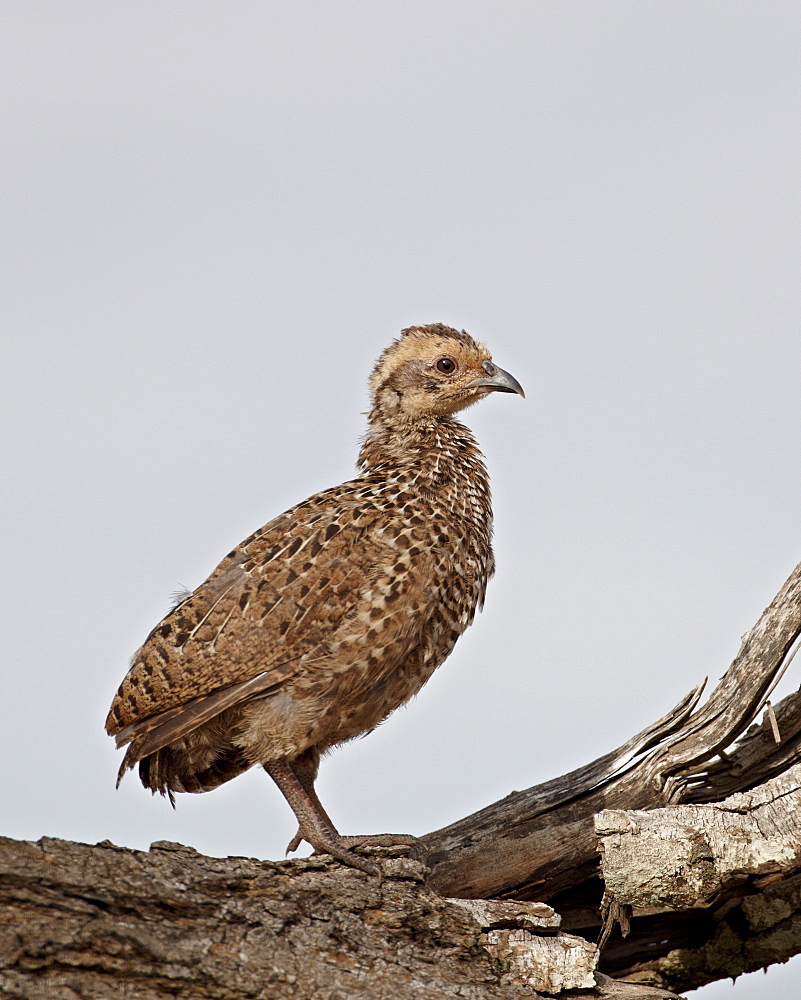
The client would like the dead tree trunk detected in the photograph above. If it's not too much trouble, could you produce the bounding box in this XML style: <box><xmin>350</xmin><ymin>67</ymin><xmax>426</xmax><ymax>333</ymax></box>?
<box><xmin>3</xmin><ymin>561</ymin><xmax>801</xmax><ymax>998</ymax></box>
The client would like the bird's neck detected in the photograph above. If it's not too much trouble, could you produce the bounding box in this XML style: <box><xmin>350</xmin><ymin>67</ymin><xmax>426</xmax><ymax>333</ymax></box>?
<box><xmin>357</xmin><ymin>413</ymin><xmax>491</xmax><ymax>519</ymax></box>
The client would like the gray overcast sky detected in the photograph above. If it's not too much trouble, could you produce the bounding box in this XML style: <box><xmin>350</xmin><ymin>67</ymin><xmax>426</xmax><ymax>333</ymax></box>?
<box><xmin>2</xmin><ymin>4</ymin><xmax>800</xmax><ymax>996</ymax></box>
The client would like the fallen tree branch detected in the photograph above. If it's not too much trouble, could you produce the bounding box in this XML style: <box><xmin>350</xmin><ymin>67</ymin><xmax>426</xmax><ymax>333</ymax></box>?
<box><xmin>0</xmin><ymin>836</ymin><xmax>680</xmax><ymax>1000</ymax></box>
<box><xmin>421</xmin><ymin>560</ymin><xmax>801</xmax><ymax>989</ymax></box>
<box><xmin>424</xmin><ymin>560</ymin><xmax>801</xmax><ymax>903</ymax></box>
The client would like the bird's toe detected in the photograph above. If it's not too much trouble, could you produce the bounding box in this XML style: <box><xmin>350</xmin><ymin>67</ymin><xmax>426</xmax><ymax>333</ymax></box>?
<box><xmin>336</xmin><ymin>833</ymin><xmax>425</xmax><ymax>849</ymax></box>
<box><xmin>285</xmin><ymin>823</ymin><xmax>381</xmax><ymax>876</ymax></box>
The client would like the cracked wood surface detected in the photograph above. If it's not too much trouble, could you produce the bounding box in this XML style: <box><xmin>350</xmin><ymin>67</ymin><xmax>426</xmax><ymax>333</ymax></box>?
<box><xmin>597</xmin><ymin>762</ymin><xmax>801</xmax><ymax>911</ymax></box>
<box><xmin>0</xmin><ymin>836</ymin><xmax>680</xmax><ymax>1000</ymax></box>
<box><xmin>593</xmin><ymin>764</ymin><xmax>801</xmax><ymax>992</ymax></box>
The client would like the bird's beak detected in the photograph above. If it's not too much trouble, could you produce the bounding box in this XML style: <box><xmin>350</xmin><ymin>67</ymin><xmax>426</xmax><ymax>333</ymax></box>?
<box><xmin>467</xmin><ymin>363</ymin><xmax>525</xmax><ymax>398</ymax></box>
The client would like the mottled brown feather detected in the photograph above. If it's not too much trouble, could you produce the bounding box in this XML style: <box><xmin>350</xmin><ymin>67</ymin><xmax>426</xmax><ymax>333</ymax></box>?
<box><xmin>107</xmin><ymin>503</ymin><xmax>434</xmax><ymax>732</ymax></box>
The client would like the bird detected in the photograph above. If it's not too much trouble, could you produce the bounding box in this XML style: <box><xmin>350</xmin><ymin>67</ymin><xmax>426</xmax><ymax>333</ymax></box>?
<box><xmin>106</xmin><ymin>323</ymin><xmax>524</xmax><ymax>874</ymax></box>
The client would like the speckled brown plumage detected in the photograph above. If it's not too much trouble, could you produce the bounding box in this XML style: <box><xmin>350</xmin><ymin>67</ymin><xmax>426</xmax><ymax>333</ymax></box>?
<box><xmin>106</xmin><ymin>323</ymin><xmax>523</xmax><ymax>872</ymax></box>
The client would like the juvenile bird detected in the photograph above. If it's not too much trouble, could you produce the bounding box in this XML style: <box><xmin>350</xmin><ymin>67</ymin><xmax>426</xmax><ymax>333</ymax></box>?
<box><xmin>107</xmin><ymin>323</ymin><xmax>523</xmax><ymax>873</ymax></box>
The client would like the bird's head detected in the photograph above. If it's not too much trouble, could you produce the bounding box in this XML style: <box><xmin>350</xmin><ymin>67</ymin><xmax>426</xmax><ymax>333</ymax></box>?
<box><xmin>369</xmin><ymin>323</ymin><xmax>524</xmax><ymax>423</ymax></box>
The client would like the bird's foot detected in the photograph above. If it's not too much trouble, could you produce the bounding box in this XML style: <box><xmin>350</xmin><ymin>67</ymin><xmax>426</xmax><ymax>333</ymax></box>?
<box><xmin>285</xmin><ymin>828</ymin><xmax>305</xmax><ymax>854</ymax></box>
<box><xmin>285</xmin><ymin>828</ymin><xmax>426</xmax><ymax>875</ymax></box>
<box><xmin>285</xmin><ymin>824</ymin><xmax>381</xmax><ymax>876</ymax></box>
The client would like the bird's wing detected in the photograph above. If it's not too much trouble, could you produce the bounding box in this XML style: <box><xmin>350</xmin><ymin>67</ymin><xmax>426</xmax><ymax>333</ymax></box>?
<box><xmin>106</xmin><ymin>487</ymin><xmax>440</xmax><ymax>741</ymax></box>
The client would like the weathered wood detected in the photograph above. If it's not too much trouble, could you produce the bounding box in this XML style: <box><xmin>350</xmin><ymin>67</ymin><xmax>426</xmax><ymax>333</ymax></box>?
<box><xmin>591</xmin><ymin>763</ymin><xmax>801</xmax><ymax>992</ymax></box>
<box><xmin>421</xmin><ymin>686</ymin><xmax>705</xmax><ymax>901</ymax></box>
<box><xmin>601</xmin><ymin>889</ymin><xmax>801</xmax><ymax>996</ymax></box>
<box><xmin>424</xmin><ymin>560</ymin><xmax>801</xmax><ymax>905</ymax></box>
<box><xmin>597</xmin><ymin>762</ymin><xmax>801</xmax><ymax>911</ymax></box>
<box><xmin>416</xmin><ymin>562</ymin><xmax>801</xmax><ymax>989</ymax></box>
<box><xmin>0</xmin><ymin>835</ymin><xmax>681</xmax><ymax>1000</ymax></box>
<box><xmin>683</xmin><ymin>688</ymin><xmax>801</xmax><ymax>802</ymax></box>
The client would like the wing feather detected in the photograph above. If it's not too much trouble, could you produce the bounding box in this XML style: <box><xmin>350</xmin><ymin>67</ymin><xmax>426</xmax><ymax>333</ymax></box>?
<box><xmin>106</xmin><ymin>488</ymin><xmax>437</xmax><ymax>735</ymax></box>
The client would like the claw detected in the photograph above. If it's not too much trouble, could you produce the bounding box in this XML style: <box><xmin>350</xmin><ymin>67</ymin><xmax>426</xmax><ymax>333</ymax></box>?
<box><xmin>288</xmin><ymin>828</ymin><xmax>424</xmax><ymax>875</ymax></box>
<box><xmin>264</xmin><ymin>760</ymin><xmax>404</xmax><ymax>876</ymax></box>
<box><xmin>285</xmin><ymin>829</ymin><xmax>303</xmax><ymax>854</ymax></box>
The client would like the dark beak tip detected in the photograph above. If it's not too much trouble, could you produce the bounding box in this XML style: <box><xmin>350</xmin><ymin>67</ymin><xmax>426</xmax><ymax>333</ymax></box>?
<box><xmin>468</xmin><ymin>363</ymin><xmax>525</xmax><ymax>398</ymax></box>
<box><xmin>491</xmin><ymin>366</ymin><xmax>525</xmax><ymax>398</ymax></box>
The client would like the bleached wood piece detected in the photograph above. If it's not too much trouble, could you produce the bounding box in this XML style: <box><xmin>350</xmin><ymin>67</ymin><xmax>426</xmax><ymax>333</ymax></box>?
<box><xmin>597</xmin><ymin>762</ymin><xmax>801</xmax><ymax>911</ymax></box>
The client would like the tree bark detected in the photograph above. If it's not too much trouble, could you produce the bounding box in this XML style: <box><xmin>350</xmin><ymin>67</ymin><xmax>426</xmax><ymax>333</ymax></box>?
<box><xmin>0</xmin><ymin>836</ymin><xmax>678</xmax><ymax>1000</ymax></box>
<box><xmin>424</xmin><ymin>560</ymin><xmax>801</xmax><ymax>906</ymax></box>
<box><xmin>594</xmin><ymin>762</ymin><xmax>801</xmax><ymax>991</ymax></box>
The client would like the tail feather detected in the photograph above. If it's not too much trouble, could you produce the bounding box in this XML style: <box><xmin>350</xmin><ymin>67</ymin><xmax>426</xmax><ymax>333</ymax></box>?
<box><xmin>134</xmin><ymin>745</ymin><xmax>252</xmax><ymax>800</ymax></box>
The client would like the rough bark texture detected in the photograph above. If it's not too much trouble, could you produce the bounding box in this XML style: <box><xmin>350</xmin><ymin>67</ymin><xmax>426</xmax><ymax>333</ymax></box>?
<box><xmin>4</xmin><ymin>563</ymin><xmax>801</xmax><ymax>997</ymax></box>
<box><xmin>597</xmin><ymin>764</ymin><xmax>801</xmax><ymax>910</ymax></box>
<box><xmin>0</xmin><ymin>836</ymin><xmax>678</xmax><ymax>1000</ymax></box>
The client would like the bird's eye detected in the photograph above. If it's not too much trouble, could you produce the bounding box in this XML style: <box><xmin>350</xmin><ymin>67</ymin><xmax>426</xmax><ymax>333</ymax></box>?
<box><xmin>436</xmin><ymin>357</ymin><xmax>456</xmax><ymax>374</ymax></box>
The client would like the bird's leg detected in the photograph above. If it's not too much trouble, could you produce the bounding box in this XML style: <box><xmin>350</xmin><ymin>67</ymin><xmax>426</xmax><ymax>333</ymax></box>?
<box><xmin>283</xmin><ymin>748</ymin><xmax>338</xmax><ymax>853</ymax></box>
<box><xmin>282</xmin><ymin>749</ymin><xmax>426</xmax><ymax>854</ymax></box>
<box><xmin>269</xmin><ymin>749</ymin><xmax>426</xmax><ymax>868</ymax></box>
<box><xmin>263</xmin><ymin>758</ymin><xmax>380</xmax><ymax>876</ymax></box>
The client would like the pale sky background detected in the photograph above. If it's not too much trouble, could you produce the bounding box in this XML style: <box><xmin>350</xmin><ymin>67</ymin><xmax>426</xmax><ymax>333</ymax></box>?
<box><xmin>2</xmin><ymin>4</ymin><xmax>800</xmax><ymax>996</ymax></box>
